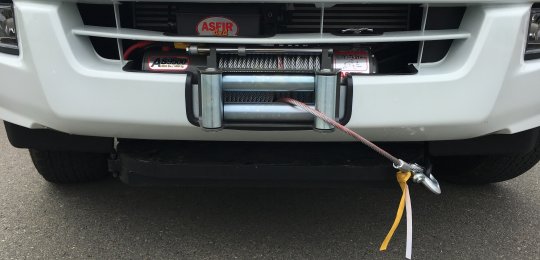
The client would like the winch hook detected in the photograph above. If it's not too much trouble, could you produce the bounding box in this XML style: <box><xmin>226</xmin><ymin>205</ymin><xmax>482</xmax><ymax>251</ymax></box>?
<box><xmin>393</xmin><ymin>160</ymin><xmax>441</xmax><ymax>195</ymax></box>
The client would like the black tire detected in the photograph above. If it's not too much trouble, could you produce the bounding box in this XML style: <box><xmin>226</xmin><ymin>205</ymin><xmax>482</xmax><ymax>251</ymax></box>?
<box><xmin>433</xmin><ymin>142</ymin><xmax>540</xmax><ymax>184</ymax></box>
<box><xmin>29</xmin><ymin>149</ymin><xmax>110</xmax><ymax>184</ymax></box>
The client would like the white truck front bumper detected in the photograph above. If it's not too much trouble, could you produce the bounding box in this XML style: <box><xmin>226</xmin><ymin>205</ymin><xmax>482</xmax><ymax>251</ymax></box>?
<box><xmin>1</xmin><ymin>1</ymin><xmax>540</xmax><ymax>142</ymax></box>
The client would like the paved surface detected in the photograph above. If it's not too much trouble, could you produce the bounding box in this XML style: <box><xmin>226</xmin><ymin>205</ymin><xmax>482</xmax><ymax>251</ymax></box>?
<box><xmin>0</xmin><ymin>127</ymin><xmax>539</xmax><ymax>260</ymax></box>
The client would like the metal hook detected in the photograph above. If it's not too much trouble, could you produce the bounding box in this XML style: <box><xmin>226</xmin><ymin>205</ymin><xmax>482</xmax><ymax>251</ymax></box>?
<box><xmin>394</xmin><ymin>160</ymin><xmax>442</xmax><ymax>195</ymax></box>
<box><xmin>412</xmin><ymin>167</ymin><xmax>441</xmax><ymax>195</ymax></box>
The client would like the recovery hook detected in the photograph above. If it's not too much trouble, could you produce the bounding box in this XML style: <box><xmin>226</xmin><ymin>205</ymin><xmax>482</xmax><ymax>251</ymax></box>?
<box><xmin>393</xmin><ymin>160</ymin><xmax>441</xmax><ymax>195</ymax></box>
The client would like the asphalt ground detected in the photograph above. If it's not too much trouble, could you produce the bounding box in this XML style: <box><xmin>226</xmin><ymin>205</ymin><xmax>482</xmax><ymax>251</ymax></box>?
<box><xmin>0</xmin><ymin>126</ymin><xmax>538</xmax><ymax>259</ymax></box>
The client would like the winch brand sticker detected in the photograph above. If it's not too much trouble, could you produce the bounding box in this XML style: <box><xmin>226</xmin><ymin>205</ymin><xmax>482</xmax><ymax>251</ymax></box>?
<box><xmin>147</xmin><ymin>56</ymin><xmax>189</xmax><ymax>72</ymax></box>
<box><xmin>334</xmin><ymin>50</ymin><xmax>370</xmax><ymax>76</ymax></box>
<box><xmin>196</xmin><ymin>17</ymin><xmax>238</xmax><ymax>36</ymax></box>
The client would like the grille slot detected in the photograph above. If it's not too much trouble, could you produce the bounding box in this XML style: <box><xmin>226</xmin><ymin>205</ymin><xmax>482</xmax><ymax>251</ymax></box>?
<box><xmin>283</xmin><ymin>4</ymin><xmax>412</xmax><ymax>33</ymax></box>
<box><xmin>132</xmin><ymin>3</ymin><xmax>176</xmax><ymax>32</ymax></box>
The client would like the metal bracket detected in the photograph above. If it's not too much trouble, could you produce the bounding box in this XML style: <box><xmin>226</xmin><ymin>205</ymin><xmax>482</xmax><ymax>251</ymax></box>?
<box><xmin>314</xmin><ymin>69</ymin><xmax>339</xmax><ymax>131</ymax></box>
<box><xmin>321</xmin><ymin>49</ymin><xmax>332</xmax><ymax>70</ymax></box>
<box><xmin>199</xmin><ymin>68</ymin><xmax>223</xmax><ymax>130</ymax></box>
<box><xmin>206</xmin><ymin>48</ymin><xmax>218</xmax><ymax>69</ymax></box>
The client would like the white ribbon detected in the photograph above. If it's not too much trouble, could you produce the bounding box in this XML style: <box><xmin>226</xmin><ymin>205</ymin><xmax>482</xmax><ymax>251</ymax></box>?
<box><xmin>405</xmin><ymin>186</ymin><xmax>413</xmax><ymax>259</ymax></box>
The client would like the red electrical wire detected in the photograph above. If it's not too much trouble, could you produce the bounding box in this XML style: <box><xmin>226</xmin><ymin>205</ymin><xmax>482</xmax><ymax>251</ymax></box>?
<box><xmin>123</xmin><ymin>41</ymin><xmax>152</xmax><ymax>60</ymax></box>
<box><xmin>278</xmin><ymin>97</ymin><xmax>401</xmax><ymax>165</ymax></box>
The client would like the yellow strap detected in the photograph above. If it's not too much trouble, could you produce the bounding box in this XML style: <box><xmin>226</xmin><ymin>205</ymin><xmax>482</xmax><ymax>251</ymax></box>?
<box><xmin>380</xmin><ymin>171</ymin><xmax>411</xmax><ymax>251</ymax></box>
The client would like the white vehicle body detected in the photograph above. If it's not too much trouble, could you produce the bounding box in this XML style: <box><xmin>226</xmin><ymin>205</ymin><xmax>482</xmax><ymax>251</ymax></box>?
<box><xmin>1</xmin><ymin>0</ymin><xmax>540</xmax><ymax>142</ymax></box>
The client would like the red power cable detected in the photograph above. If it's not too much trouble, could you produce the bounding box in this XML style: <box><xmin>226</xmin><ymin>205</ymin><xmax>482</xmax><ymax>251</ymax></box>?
<box><xmin>123</xmin><ymin>41</ymin><xmax>152</xmax><ymax>60</ymax></box>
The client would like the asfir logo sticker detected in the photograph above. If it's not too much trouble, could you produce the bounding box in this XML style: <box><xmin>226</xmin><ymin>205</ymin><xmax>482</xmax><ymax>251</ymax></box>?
<box><xmin>196</xmin><ymin>17</ymin><xmax>238</xmax><ymax>36</ymax></box>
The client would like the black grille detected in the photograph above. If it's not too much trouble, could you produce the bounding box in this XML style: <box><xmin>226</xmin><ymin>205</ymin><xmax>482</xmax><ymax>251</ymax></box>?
<box><xmin>77</xmin><ymin>3</ymin><xmax>465</xmax><ymax>70</ymax></box>
<box><xmin>132</xmin><ymin>3</ymin><xmax>175</xmax><ymax>32</ymax></box>
<box><xmin>128</xmin><ymin>3</ymin><xmax>420</xmax><ymax>34</ymax></box>
<box><xmin>282</xmin><ymin>4</ymin><xmax>413</xmax><ymax>33</ymax></box>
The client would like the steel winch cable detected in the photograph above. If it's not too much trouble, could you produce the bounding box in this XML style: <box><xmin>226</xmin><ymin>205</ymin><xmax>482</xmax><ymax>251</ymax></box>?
<box><xmin>279</xmin><ymin>97</ymin><xmax>441</xmax><ymax>191</ymax></box>
<box><xmin>218</xmin><ymin>55</ymin><xmax>321</xmax><ymax>71</ymax></box>
<box><xmin>279</xmin><ymin>97</ymin><xmax>401</xmax><ymax>165</ymax></box>
<box><xmin>279</xmin><ymin>97</ymin><xmax>442</xmax><ymax>260</ymax></box>
<box><xmin>278</xmin><ymin>97</ymin><xmax>441</xmax><ymax>196</ymax></box>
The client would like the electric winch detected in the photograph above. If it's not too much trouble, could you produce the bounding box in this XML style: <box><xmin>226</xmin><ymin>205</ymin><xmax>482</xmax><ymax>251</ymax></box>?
<box><xmin>137</xmin><ymin>43</ymin><xmax>441</xmax><ymax>259</ymax></box>
<box><xmin>141</xmin><ymin>45</ymin><xmax>376</xmax><ymax>130</ymax></box>
<box><xmin>139</xmin><ymin>43</ymin><xmax>442</xmax><ymax>195</ymax></box>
